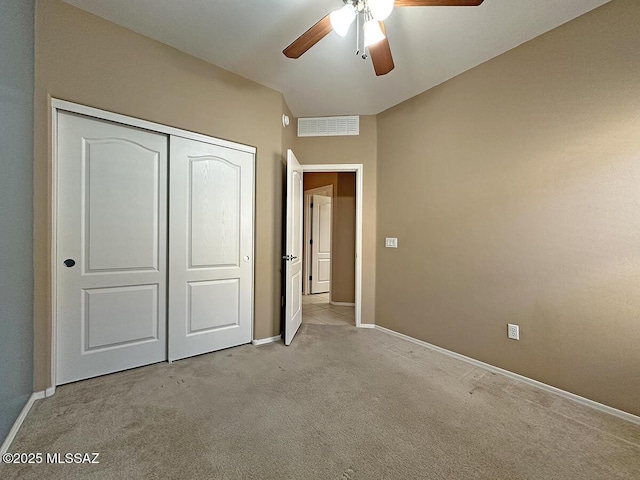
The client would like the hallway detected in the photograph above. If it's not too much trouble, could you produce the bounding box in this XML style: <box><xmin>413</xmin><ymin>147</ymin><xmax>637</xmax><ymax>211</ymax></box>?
<box><xmin>301</xmin><ymin>293</ymin><xmax>354</xmax><ymax>326</ymax></box>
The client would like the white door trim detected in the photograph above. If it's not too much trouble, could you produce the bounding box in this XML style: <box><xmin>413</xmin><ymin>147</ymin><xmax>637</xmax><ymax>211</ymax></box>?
<box><xmin>303</xmin><ymin>185</ymin><xmax>333</xmax><ymax>295</ymax></box>
<box><xmin>50</xmin><ymin>98</ymin><xmax>255</xmax><ymax>390</ymax></box>
<box><xmin>300</xmin><ymin>164</ymin><xmax>364</xmax><ymax>328</ymax></box>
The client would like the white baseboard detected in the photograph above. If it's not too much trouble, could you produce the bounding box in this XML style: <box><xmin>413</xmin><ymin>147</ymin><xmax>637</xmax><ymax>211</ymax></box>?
<box><xmin>252</xmin><ymin>335</ymin><xmax>281</xmax><ymax>346</ymax></box>
<box><xmin>0</xmin><ymin>391</ymin><xmax>45</xmax><ymax>456</ymax></box>
<box><xmin>330</xmin><ymin>301</ymin><xmax>355</xmax><ymax>306</ymax></box>
<box><xmin>33</xmin><ymin>391</ymin><xmax>46</xmax><ymax>401</ymax></box>
<box><xmin>45</xmin><ymin>386</ymin><xmax>56</xmax><ymax>397</ymax></box>
<box><xmin>358</xmin><ymin>323</ymin><xmax>375</xmax><ymax>329</ymax></box>
<box><xmin>375</xmin><ymin>325</ymin><xmax>640</xmax><ymax>426</ymax></box>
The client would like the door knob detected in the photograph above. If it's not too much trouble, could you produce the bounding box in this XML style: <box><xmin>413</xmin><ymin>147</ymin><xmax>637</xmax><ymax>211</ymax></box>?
<box><xmin>243</xmin><ymin>255</ymin><xmax>250</xmax><ymax>262</ymax></box>
<box><xmin>63</xmin><ymin>259</ymin><xmax>76</xmax><ymax>268</ymax></box>
<box><xmin>282</xmin><ymin>254</ymin><xmax>298</xmax><ymax>261</ymax></box>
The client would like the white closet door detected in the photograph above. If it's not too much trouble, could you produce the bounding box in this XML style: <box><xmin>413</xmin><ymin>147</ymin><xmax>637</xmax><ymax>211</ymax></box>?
<box><xmin>56</xmin><ymin>112</ymin><xmax>168</xmax><ymax>385</ymax></box>
<box><xmin>168</xmin><ymin>136</ymin><xmax>254</xmax><ymax>361</ymax></box>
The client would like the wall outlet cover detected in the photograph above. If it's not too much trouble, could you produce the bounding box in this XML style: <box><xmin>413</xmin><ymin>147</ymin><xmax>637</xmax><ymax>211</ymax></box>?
<box><xmin>508</xmin><ymin>323</ymin><xmax>520</xmax><ymax>340</ymax></box>
<box><xmin>385</xmin><ymin>237</ymin><xmax>398</xmax><ymax>248</ymax></box>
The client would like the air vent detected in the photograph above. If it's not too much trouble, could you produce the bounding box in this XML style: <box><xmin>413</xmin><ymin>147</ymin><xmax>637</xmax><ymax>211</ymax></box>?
<box><xmin>298</xmin><ymin>116</ymin><xmax>359</xmax><ymax>137</ymax></box>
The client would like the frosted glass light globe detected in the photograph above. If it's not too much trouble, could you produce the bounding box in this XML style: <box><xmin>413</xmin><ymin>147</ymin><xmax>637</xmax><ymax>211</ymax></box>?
<box><xmin>369</xmin><ymin>0</ymin><xmax>394</xmax><ymax>21</ymax></box>
<box><xmin>330</xmin><ymin>4</ymin><xmax>357</xmax><ymax>37</ymax></box>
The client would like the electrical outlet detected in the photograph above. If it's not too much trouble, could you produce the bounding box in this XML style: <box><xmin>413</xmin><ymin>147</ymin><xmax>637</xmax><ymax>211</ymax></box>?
<box><xmin>385</xmin><ymin>237</ymin><xmax>398</xmax><ymax>248</ymax></box>
<box><xmin>507</xmin><ymin>324</ymin><xmax>520</xmax><ymax>340</ymax></box>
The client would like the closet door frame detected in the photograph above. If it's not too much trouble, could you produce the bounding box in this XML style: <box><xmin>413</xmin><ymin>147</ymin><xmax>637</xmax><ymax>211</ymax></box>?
<box><xmin>50</xmin><ymin>99</ymin><xmax>256</xmax><ymax>392</ymax></box>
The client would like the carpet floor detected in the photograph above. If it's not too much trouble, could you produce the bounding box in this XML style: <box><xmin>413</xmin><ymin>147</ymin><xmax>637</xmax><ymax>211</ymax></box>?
<box><xmin>2</xmin><ymin>321</ymin><xmax>639</xmax><ymax>479</ymax></box>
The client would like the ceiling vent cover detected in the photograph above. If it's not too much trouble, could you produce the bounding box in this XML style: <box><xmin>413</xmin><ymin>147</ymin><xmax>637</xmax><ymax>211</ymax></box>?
<box><xmin>298</xmin><ymin>116</ymin><xmax>359</xmax><ymax>137</ymax></box>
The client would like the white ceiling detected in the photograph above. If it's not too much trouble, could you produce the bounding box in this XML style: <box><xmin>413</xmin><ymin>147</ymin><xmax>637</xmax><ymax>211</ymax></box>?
<box><xmin>61</xmin><ymin>0</ymin><xmax>610</xmax><ymax>117</ymax></box>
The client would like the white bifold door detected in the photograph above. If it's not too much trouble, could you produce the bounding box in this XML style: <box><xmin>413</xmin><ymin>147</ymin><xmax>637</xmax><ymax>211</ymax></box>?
<box><xmin>56</xmin><ymin>111</ymin><xmax>253</xmax><ymax>384</ymax></box>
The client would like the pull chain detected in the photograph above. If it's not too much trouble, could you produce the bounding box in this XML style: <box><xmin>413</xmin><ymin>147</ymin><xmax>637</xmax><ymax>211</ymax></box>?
<box><xmin>361</xmin><ymin>10</ymin><xmax>368</xmax><ymax>59</ymax></box>
<box><xmin>354</xmin><ymin>2</ymin><xmax>368</xmax><ymax>60</ymax></box>
<box><xmin>355</xmin><ymin>10</ymin><xmax>360</xmax><ymax>56</ymax></box>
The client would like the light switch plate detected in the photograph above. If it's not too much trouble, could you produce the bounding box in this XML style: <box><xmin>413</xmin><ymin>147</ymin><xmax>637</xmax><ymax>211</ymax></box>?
<box><xmin>385</xmin><ymin>237</ymin><xmax>398</xmax><ymax>248</ymax></box>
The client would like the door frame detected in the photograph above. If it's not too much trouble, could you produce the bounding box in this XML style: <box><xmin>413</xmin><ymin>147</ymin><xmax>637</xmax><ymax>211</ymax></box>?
<box><xmin>50</xmin><ymin>98</ymin><xmax>256</xmax><ymax>391</ymax></box>
<box><xmin>300</xmin><ymin>164</ymin><xmax>363</xmax><ymax>328</ymax></box>
<box><xmin>303</xmin><ymin>184</ymin><xmax>333</xmax><ymax>295</ymax></box>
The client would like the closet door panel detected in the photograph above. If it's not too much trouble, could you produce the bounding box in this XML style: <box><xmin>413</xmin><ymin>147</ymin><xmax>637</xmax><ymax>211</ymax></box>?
<box><xmin>56</xmin><ymin>111</ymin><xmax>168</xmax><ymax>384</ymax></box>
<box><xmin>189</xmin><ymin>157</ymin><xmax>240</xmax><ymax>268</ymax></box>
<box><xmin>169</xmin><ymin>136</ymin><xmax>254</xmax><ymax>361</ymax></box>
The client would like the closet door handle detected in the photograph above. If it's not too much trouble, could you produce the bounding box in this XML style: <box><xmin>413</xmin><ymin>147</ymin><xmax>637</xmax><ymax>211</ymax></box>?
<box><xmin>63</xmin><ymin>259</ymin><xmax>76</xmax><ymax>268</ymax></box>
<box><xmin>243</xmin><ymin>255</ymin><xmax>250</xmax><ymax>262</ymax></box>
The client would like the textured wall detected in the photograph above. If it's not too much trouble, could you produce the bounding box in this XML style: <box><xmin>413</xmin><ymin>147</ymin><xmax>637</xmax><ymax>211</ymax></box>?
<box><xmin>34</xmin><ymin>0</ymin><xmax>290</xmax><ymax>389</ymax></box>
<box><xmin>0</xmin><ymin>0</ymin><xmax>35</xmax><ymax>441</ymax></box>
<box><xmin>376</xmin><ymin>0</ymin><xmax>640</xmax><ymax>415</ymax></box>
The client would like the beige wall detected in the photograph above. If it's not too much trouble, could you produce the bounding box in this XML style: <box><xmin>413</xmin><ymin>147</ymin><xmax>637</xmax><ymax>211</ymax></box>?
<box><xmin>34</xmin><ymin>0</ymin><xmax>290</xmax><ymax>389</ymax></box>
<box><xmin>294</xmin><ymin>116</ymin><xmax>377</xmax><ymax>323</ymax></box>
<box><xmin>303</xmin><ymin>173</ymin><xmax>356</xmax><ymax>303</ymax></box>
<box><xmin>376</xmin><ymin>0</ymin><xmax>640</xmax><ymax>415</ymax></box>
<box><xmin>333</xmin><ymin>173</ymin><xmax>356</xmax><ymax>303</ymax></box>
<box><xmin>304</xmin><ymin>173</ymin><xmax>338</xmax><ymax>192</ymax></box>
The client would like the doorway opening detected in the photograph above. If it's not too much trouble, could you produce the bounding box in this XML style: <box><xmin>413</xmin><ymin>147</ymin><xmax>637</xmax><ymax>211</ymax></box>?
<box><xmin>283</xmin><ymin>156</ymin><xmax>364</xmax><ymax>345</ymax></box>
<box><xmin>301</xmin><ymin>170</ymin><xmax>357</xmax><ymax>327</ymax></box>
<box><xmin>303</xmin><ymin>183</ymin><xmax>333</xmax><ymax>297</ymax></box>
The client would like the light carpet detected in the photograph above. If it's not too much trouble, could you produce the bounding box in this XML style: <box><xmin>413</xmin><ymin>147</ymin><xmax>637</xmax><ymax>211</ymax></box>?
<box><xmin>2</xmin><ymin>323</ymin><xmax>639</xmax><ymax>479</ymax></box>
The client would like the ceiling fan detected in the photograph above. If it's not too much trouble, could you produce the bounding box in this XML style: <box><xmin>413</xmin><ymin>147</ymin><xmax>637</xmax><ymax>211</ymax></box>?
<box><xmin>283</xmin><ymin>0</ymin><xmax>485</xmax><ymax>76</ymax></box>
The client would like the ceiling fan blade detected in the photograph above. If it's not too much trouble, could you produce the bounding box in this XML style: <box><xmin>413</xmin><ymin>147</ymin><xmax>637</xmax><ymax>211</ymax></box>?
<box><xmin>394</xmin><ymin>0</ymin><xmax>484</xmax><ymax>6</ymax></box>
<box><xmin>369</xmin><ymin>22</ymin><xmax>395</xmax><ymax>76</ymax></box>
<box><xmin>283</xmin><ymin>14</ymin><xmax>333</xmax><ymax>59</ymax></box>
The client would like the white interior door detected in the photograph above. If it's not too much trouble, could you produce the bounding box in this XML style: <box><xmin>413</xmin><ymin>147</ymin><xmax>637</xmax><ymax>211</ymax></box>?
<box><xmin>56</xmin><ymin>111</ymin><xmax>167</xmax><ymax>385</ymax></box>
<box><xmin>311</xmin><ymin>194</ymin><xmax>332</xmax><ymax>294</ymax></box>
<box><xmin>168</xmin><ymin>136</ymin><xmax>254</xmax><ymax>361</ymax></box>
<box><xmin>285</xmin><ymin>149</ymin><xmax>303</xmax><ymax>345</ymax></box>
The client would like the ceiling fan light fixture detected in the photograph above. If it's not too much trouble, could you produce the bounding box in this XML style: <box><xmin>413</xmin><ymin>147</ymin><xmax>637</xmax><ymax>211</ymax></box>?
<box><xmin>369</xmin><ymin>0</ymin><xmax>394</xmax><ymax>21</ymax></box>
<box><xmin>363</xmin><ymin>19</ymin><xmax>385</xmax><ymax>47</ymax></box>
<box><xmin>330</xmin><ymin>4</ymin><xmax>356</xmax><ymax>37</ymax></box>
